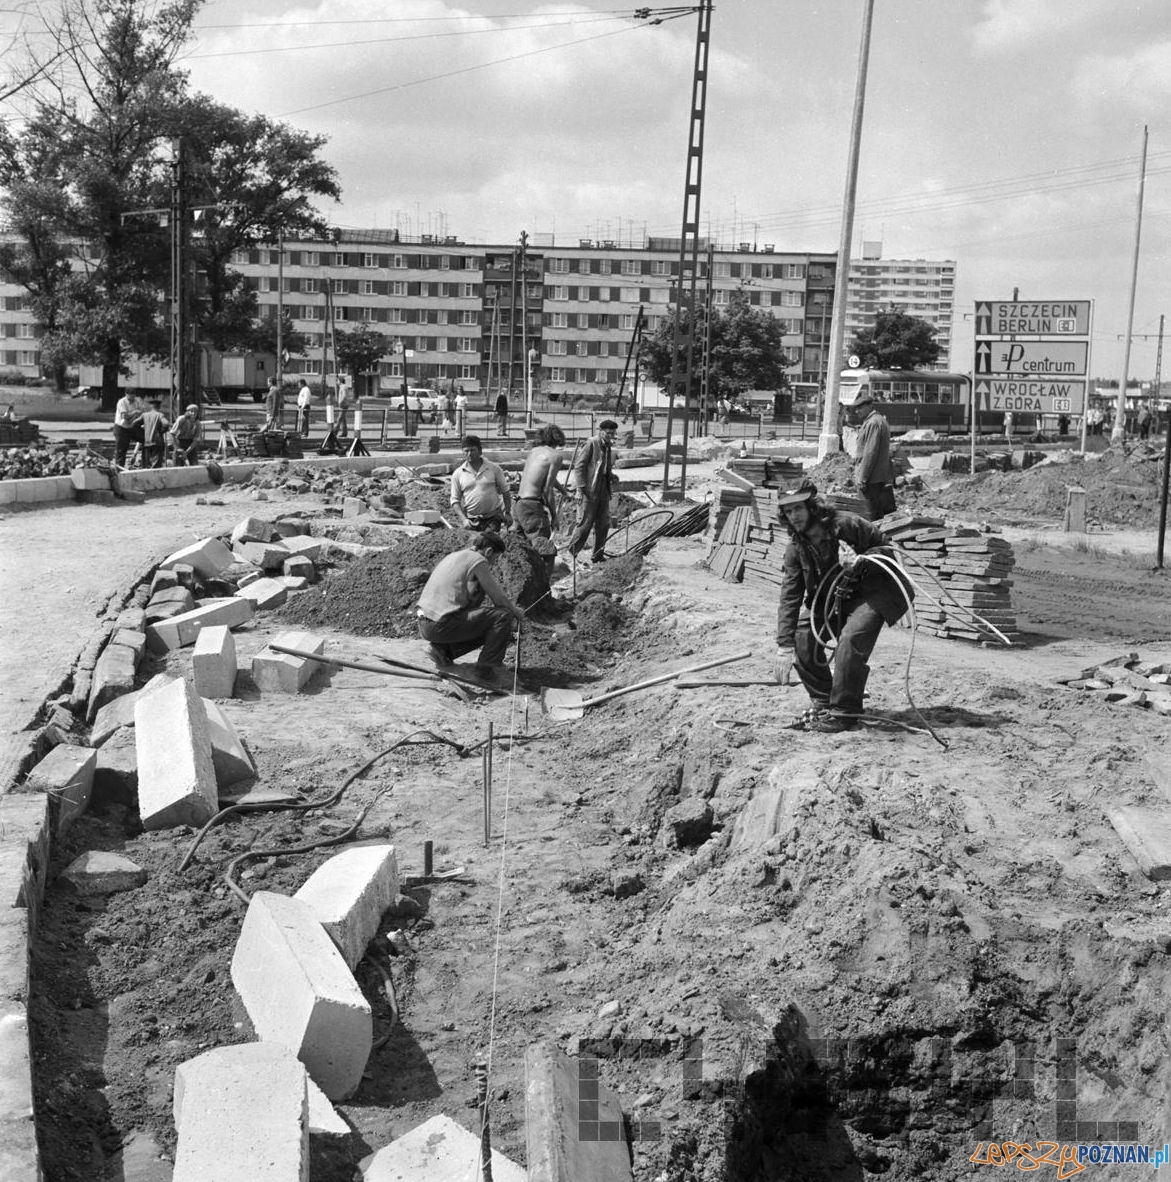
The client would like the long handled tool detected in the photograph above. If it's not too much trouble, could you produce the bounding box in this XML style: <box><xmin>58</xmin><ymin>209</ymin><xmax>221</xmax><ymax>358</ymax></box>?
<box><xmin>539</xmin><ymin>650</ymin><xmax>751</xmax><ymax>721</ymax></box>
<box><xmin>372</xmin><ymin>651</ymin><xmax>509</xmax><ymax>699</ymax></box>
<box><xmin>269</xmin><ymin>644</ymin><xmax>479</xmax><ymax>701</ymax></box>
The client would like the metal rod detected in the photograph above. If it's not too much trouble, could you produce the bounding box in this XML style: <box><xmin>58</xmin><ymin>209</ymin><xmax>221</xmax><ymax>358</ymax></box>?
<box><xmin>475</xmin><ymin>1059</ymin><xmax>493</xmax><ymax>1182</ymax></box>
<box><xmin>483</xmin><ymin>722</ymin><xmax>493</xmax><ymax>845</ymax></box>
<box><xmin>423</xmin><ymin>840</ymin><xmax>433</xmax><ymax>876</ymax></box>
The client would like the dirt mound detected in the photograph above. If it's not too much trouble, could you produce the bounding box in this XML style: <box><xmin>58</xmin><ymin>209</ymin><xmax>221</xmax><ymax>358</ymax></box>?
<box><xmin>803</xmin><ymin>449</ymin><xmax>854</xmax><ymax>491</ymax></box>
<box><xmin>915</xmin><ymin>449</ymin><xmax>1164</xmax><ymax>527</ymax></box>
<box><xmin>278</xmin><ymin>529</ymin><xmax>551</xmax><ymax>638</ymax></box>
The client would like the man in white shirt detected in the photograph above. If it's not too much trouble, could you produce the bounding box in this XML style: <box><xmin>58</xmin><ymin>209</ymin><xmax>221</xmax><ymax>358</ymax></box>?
<box><xmin>454</xmin><ymin>389</ymin><xmax>469</xmax><ymax>436</ymax></box>
<box><xmin>113</xmin><ymin>390</ymin><xmax>145</xmax><ymax>468</ymax></box>
<box><xmin>450</xmin><ymin>435</ymin><xmax>511</xmax><ymax>530</ymax></box>
<box><xmin>296</xmin><ymin>381</ymin><xmax>312</xmax><ymax>435</ymax></box>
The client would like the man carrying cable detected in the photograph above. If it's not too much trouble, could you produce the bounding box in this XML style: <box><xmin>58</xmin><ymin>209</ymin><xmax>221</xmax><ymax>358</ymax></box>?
<box><xmin>840</xmin><ymin>386</ymin><xmax>895</xmax><ymax>521</ymax></box>
<box><xmin>451</xmin><ymin>434</ymin><xmax>512</xmax><ymax>531</ymax></box>
<box><xmin>774</xmin><ymin>481</ymin><xmax>913</xmax><ymax>733</ymax></box>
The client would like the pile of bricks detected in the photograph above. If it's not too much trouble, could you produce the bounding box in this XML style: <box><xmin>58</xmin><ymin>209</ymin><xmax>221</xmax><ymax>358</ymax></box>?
<box><xmin>725</xmin><ymin>454</ymin><xmax>804</xmax><ymax>487</ymax></box>
<box><xmin>876</xmin><ymin>511</ymin><xmax>1019</xmax><ymax>643</ymax></box>
<box><xmin>1057</xmin><ymin>653</ymin><xmax>1171</xmax><ymax>715</ymax></box>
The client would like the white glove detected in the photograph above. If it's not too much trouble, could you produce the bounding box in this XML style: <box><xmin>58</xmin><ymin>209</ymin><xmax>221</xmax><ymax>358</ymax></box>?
<box><xmin>775</xmin><ymin>647</ymin><xmax>795</xmax><ymax>686</ymax></box>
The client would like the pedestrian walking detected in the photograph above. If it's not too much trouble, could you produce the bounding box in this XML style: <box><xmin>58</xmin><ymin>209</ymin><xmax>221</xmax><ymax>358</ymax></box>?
<box><xmin>296</xmin><ymin>381</ymin><xmax>312</xmax><ymax>436</ymax></box>
<box><xmin>841</xmin><ymin>387</ymin><xmax>896</xmax><ymax>520</ymax></box>
<box><xmin>494</xmin><ymin>391</ymin><xmax>509</xmax><ymax>436</ymax></box>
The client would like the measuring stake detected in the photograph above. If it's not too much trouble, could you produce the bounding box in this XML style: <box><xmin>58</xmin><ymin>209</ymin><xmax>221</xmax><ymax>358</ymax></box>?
<box><xmin>475</xmin><ymin>1059</ymin><xmax>493</xmax><ymax>1182</ymax></box>
<box><xmin>482</xmin><ymin>722</ymin><xmax>494</xmax><ymax>846</ymax></box>
<box><xmin>423</xmin><ymin>840</ymin><xmax>433</xmax><ymax>877</ymax></box>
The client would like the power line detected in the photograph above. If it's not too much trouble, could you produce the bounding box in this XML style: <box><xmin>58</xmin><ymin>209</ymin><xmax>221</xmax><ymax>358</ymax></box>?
<box><xmin>184</xmin><ymin>13</ymin><xmax>625</xmax><ymax>61</ymax></box>
<box><xmin>279</xmin><ymin>13</ymin><xmax>689</xmax><ymax>118</ymax></box>
<box><xmin>194</xmin><ymin>8</ymin><xmax>639</xmax><ymax>30</ymax></box>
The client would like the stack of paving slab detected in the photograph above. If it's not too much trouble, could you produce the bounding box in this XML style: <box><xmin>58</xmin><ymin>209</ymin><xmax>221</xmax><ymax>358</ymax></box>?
<box><xmin>875</xmin><ymin>510</ymin><xmax>1019</xmax><ymax>643</ymax></box>
<box><xmin>1057</xmin><ymin>652</ymin><xmax>1171</xmax><ymax>716</ymax></box>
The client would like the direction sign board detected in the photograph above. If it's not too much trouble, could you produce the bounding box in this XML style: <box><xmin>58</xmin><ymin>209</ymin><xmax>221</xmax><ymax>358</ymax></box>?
<box><xmin>975</xmin><ymin>339</ymin><xmax>1088</xmax><ymax>377</ymax></box>
<box><xmin>974</xmin><ymin>378</ymin><xmax>1087</xmax><ymax>415</ymax></box>
<box><xmin>975</xmin><ymin>300</ymin><xmax>1091</xmax><ymax>337</ymax></box>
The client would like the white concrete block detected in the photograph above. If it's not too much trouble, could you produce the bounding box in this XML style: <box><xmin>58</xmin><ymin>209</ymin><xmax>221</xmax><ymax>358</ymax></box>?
<box><xmin>90</xmin><ymin>673</ymin><xmax>178</xmax><ymax>746</ymax></box>
<box><xmin>61</xmin><ymin>851</ymin><xmax>147</xmax><ymax>895</ymax></box>
<box><xmin>282</xmin><ymin>555</ymin><xmax>315</xmax><ymax>580</ymax></box>
<box><xmin>159</xmin><ymin>537</ymin><xmax>235</xmax><ymax>579</ymax></box>
<box><xmin>192</xmin><ymin>626</ymin><xmax>237</xmax><ymax>699</ymax></box>
<box><xmin>236</xmin><ymin>577</ymin><xmax>289</xmax><ymax>611</ymax></box>
<box><xmin>202</xmin><ymin>699</ymin><xmax>256</xmax><ymax>788</ymax></box>
<box><xmin>235</xmin><ymin>541</ymin><xmax>290</xmax><ymax>571</ymax></box>
<box><xmin>173</xmin><ymin>1042</ymin><xmax>308</xmax><ymax>1182</ymax></box>
<box><xmin>87</xmin><ymin>643</ymin><xmax>138</xmax><ymax>720</ymax></box>
<box><xmin>252</xmin><ymin>633</ymin><xmax>324</xmax><ymax>694</ymax></box>
<box><xmin>306</xmin><ymin>1076</ymin><xmax>349</xmax><ymax>1137</ymax></box>
<box><xmin>294</xmin><ymin>845</ymin><xmax>399</xmax><ymax>970</ymax></box>
<box><xmin>134</xmin><ymin>678</ymin><xmax>218</xmax><ymax>831</ymax></box>
<box><xmin>70</xmin><ymin>467</ymin><xmax>110</xmax><ymax>491</ymax></box>
<box><xmin>24</xmin><ymin>744</ymin><xmax>96</xmax><ymax>837</ymax></box>
<box><xmin>0</xmin><ymin>480</ymin><xmax>16</xmax><ymax>506</ymax></box>
<box><xmin>280</xmin><ymin>576</ymin><xmax>310</xmax><ymax>591</ymax></box>
<box><xmin>230</xmin><ymin>891</ymin><xmax>371</xmax><ymax>1100</ymax></box>
<box><xmin>0</xmin><ymin>1005</ymin><xmax>39</xmax><ymax>1179</ymax></box>
<box><xmin>230</xmin><ymin>516</ymin><xmax>278</xmax><ymax>547</ymax></box>
<box><xmin>145</xmin><ymin>597</ymin><xmax>255</xmax><ymax>654</ymax></box>
<box><xmin>0</xmin><ymin>794</ymin><xmax>50</xmax><ymax>910</ymax></box>
<box><xmin>359</xmin><ymin>1114</ymin><xmax>526</xmax><ymax>1182</ymax></box>
<box><xmin>280</xmin><ymin>535</ymin><xmax>326</xmax><ymax>562</ymax></box>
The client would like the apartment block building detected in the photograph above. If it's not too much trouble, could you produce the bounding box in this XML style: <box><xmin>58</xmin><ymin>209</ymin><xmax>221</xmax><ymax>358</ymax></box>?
<box><xmin>0</xmin><ymin>227</ymin><xmax>840</xmax><ymax>398</ymax></box>
<box><xmin>844</xmin><ymin>243</ymin><xmax>957</xmax><ymax>369</ymax></box>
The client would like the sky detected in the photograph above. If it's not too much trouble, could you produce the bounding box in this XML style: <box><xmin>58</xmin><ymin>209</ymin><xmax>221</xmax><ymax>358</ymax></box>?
<box><xmin>7</xmin><ymin>1</ymin><xmax>1171</xmax><ymax>380</ymax></box>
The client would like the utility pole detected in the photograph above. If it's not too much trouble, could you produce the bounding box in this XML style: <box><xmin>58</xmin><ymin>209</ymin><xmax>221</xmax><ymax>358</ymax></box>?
<box><xmin>276</xmin><ymin>229</ymin><xmax>284</xmax><ymax>389</ymax></box>
<box><xmin>169</xmin><ymin>138</ymin><xmax>190</xmax><ymax>423</ymax></box>
<box><xmin>818</xmin><ymin>0</ymin><xmax>876</xmax><ymax>461</ymax></box>
<box><xmin>1113</xmin><ymin>124</ymin><xmax>1148</xmax><ymax>445</ymax></box>
<box><xmin>519</xmin><ymin>230</ymin><xmax>531</xmax><ymax>424</ymax></box>
<box><xmin>661</xmin><ymin>0</ymin><xmax>713</xmax><ymax>499</ymax></box>
<box><xmin>698</xmin><ymin>243</ymin><xmax>715</xmax><ymax>435</ymax></box>
<box><xmin>1151</xmin><ymin>314</ymin><xmax>1169</xmax><ymax>568</ymax></box>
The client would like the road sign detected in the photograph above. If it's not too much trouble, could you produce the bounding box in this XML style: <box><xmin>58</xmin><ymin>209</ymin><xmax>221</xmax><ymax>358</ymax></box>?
<box><xmin>975</xmin><ymin>339</ymin><xmax>1088</xmax><ymax>377</ymax></box>
<box><xmin>975</xmin><ymin>300</ymin><xmax>1091</xmax><ymax>337</ymax></box>
<box><xmin>974</xmin><ymin>378</ymin><xmax>1087</xmax><ymax>415</ymax></box>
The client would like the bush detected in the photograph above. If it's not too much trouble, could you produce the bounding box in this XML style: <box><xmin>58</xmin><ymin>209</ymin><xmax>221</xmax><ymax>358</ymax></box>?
<box><xmin>0</xmin><ymin>369</ymin><xmax>29</xmax><ymax>386</ymax></box>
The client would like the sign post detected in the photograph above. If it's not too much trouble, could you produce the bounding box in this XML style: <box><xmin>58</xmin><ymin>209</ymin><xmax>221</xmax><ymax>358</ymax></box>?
<box><xmin>974</xmin><ymin>299</ymin><xmax>1093</xmax><ymax>441</ymax></box>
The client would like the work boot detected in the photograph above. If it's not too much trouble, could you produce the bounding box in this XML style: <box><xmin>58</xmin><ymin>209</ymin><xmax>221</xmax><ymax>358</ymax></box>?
<box><xmin>807</xmin><ymin>712</ymin><xmax>858</xmax><ymax>734</ymax></box>
<box><xmin>426</xmin><ymin>643</ymin><xmax>454</xmax><ymax>669</ymax></box>
<box><xmin>471</xmin><ymin>665</ymin><xmax>516</xmax><ymax>692</ymax></box>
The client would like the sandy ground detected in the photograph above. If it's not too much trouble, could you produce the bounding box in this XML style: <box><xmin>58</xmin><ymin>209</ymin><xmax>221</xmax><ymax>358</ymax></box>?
<box><xmin>4</xmin><ymin>463</ymin><xmax>1171</xmax><ymax>1181</ymax></box>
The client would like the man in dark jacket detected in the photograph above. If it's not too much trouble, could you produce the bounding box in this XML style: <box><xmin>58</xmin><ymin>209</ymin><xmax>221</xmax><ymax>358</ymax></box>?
<box><xmin>842</xmin><ymin>388</ymin><xmax>895</xmax><ymax>520</ymax></box>
<box><xmin>774</xmin><ymin>482</ymin><xmax>912</xmax><ymax>732</ymax></box>
<box><xmin>567</xmin><ymin>419</ymin><xmax>618</xmax><ymax>562</ymax></box>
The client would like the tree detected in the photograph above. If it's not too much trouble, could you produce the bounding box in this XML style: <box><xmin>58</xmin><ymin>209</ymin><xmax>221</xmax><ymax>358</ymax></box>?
<box><xmin>0</xmin><ymin>0</ymin><xmax>339</xmax><ymax>407</ymax></box>
<box><xmin>641</xmin><ymin>291</ymin><xmax>793</xmax><ymax>402</ymax></box>
<box><xmin>333</xmin><ymin>324</ymin><xmax>388</xmax><ymax>390</ymax></box>
<box><xmin>247</xmin><ymin>306</ymin><xmax>306</xmax><ymax>364</ymax></box>
<box><xmin>849</xmin><ymin>309</ymin><xmax>941</xmax><ymax>370</ymax></box>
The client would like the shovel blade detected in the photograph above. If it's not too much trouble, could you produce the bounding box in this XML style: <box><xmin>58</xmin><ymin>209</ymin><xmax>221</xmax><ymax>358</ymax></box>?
<box><xmin>539</xmin><ymin>686</ymin><xmax>585</xmax><ymax>720</ymax></box>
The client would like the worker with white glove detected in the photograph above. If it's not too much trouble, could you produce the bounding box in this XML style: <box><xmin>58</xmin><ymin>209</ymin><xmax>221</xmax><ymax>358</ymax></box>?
<box><xmin>774</xmin><ymin>481</ymin><xmax>912</xmax><ymax>733</ymax></box>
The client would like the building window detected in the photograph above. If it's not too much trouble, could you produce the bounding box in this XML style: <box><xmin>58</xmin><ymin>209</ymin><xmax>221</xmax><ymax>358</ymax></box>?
<box><xmin>715</xmin><ymin>262</ymin><xmax>731</xmax><ymax>278</ymax></box>
<box><xmin>435</xmin><ymin>337</ymin><xmax>448</xmax><ymax>352</ymax></box>
<box><xmin>713</xmin><ymin>290</ymin><xmax>729</xmax><ymax>305</ymax></box>
<box><xmin>460</xmin><ymin>310</ymin><xmax>478</xmax><ymax>325</ymax></box>
<box><xmin>551</xmin><ymin>367</ymin><xmax>567</xmax><ymax>382</ymax></box>
<box><xmin>302</xmin><ymin>278</ymin><xmax>318</xmax><ymax>294</ymax></box>
<box><xmin>390</xmin><ymin>309</ymin><xmax>406</xmax><ymax>323</ymax></box>
<box><xmin>597</xmin><ymin>259</ymin><xmax>611</xmax><ymax>275</ymax></box>
<box><xmin>620</xmin><ymin>313</ymin><xmax>637</xmax><ymax>330</ymax></box>
<box><xmin>575</xmin><ymin>342</ymin><xmax>588</xmax><ymax>357</ymax></box>
<box><xmin>334</xmin><ymin>307</ymin><xmax>347</xmax><ymax>321</ymax></box>
<box><xmin>437</xmin><ymin>309</ymin><xmax>449</xmax><ymax>325</ymax></box>
<box><xmin>649</xmin><ymin>289</ymin><xmax>670</xmax><ymax>304</ymax></box>
<box><xmin>391</xmin><ymin>281</ymin><xmax>407</xmax><ymax>296</ymax></box>
<box><xmin>392</xmin><ymin>254</ymin><xmax>405</xmax><ymax>268</ymax></box>
<box><xmin>459</xmin><ymin>365</ymin><xmax>476</xmax><ymax>380</ymax></box>
<box><xmin>780</xmin><ymin>290</ymin><xmax>804</xmax><ymax>307</ymax></box>
<box><xmin>550</xmin><ymin>259</ymin><xmax>569</xmax><ymax>273</ymax></box>
<box><xmin>361</xmin><ymin>280</ymin><xmax>375</xmax><ymax>295</ymax></box>
<box><xmin>595</xmin><ymin>369</ymin><xmax>608</xmax><ymax>382</ymax></box>
<box><xmin>576</xmin><ymin>368</ymin><xmax>589</xmax><ymax>383</ymax></box>
<box><xmin>579</xmin><ymin>259</ymin><xmax>592</xmax><ymax>275</ymax></box>
<box><xmin>551</xmin><ymin>312</ymin><xmax>568</xmax><ymax>328</ymax></box>
<box><xmin>258</xmin><ymin>277</ymin><xmax>272</xmax><ymax>293</ymax></box>
<box><xmin>457</xmin><ymin>338</ymin><xmax>477</xmax><ymax>352</ymax></box>
<box><xmin>329</xmin><ymin>279</ymin><xmax>343</xmax><ymax>294</ymax></box>
<box><xmin>303</xmin><ymin>359</ymin><xmax>322</xmax><ymax>375</ymax></box>
<box><xmin>620</xmin><ymin>287</ymin><xmax>639</xmax><ymax>302</ymax></box>
<box><xmin>760</xmin><ymin>264</ymin><xmax>773</xmax><ymax>279</ymax></box>
<box><xmin>436</xmin><ymin>364</ymin><xmax>449</xmax><ymax>378</ymax></box>
<box><xmin>460</xmin><ymin>283</ymin><xmax>475</xmax><ymax>298</ymax></box>
<box><xmin>549</xmin><ymin>340</ymin><xmax>567</xmax><ymax>355</ymax></box>
<box><xmin>363</xmin><ymin>253</ymin><xmax>376</xmax><ymax>268</ymax></box>
<box><xmin>781</xmin><ymin>264</ymin><xmax>807</xmax><ymax>279</ymax></box>
<box><xmin>303</xmin><ymin>305</ymin><xmax>322</xmax><ymax>320</ymax></box>
<box><xmin>651</xmin><ymin>261</ymin><xmax>670</xmax><ymax>276</ymax></box>
<box><xmin>621</xmin><ymin>259</ymin><xmax>639</xmax><ymax>275</ymax></box>
<box><xmin>419</xmin><ymin>282</ymin><xmax>430</xmax><ymax>297</ymax></box>
<box><xmin>439</xmin><ymin>254</ymin><xmax>450</xmax><ymax>269</ymax></box>
<box><xmin>758</xmin><ymin>291</ymin><xmax>772</xmax><ymax>307</ymax></box>
<box><xmin>598</xmin><ymin>341</ymin><xmax>610</xmax><ymax>357</ymax></box>
<box><xmin>552</xmin><ymin>285</ymin><xmax>569</xmax><ymax>300</ymax></box>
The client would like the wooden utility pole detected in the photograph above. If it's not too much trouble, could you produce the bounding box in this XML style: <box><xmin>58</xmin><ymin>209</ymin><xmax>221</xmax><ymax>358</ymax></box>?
<box><xmin>818</xmin><ymin>0</ymin><xmax>875</xmax><ymax>461</ymax></box>
<box><xmin>1113</xmin><ymin>125</ymin><xmax>1148</xmax><ymax>445</ymax></box>
<box><xmin>169</xmin><ymin>138</ymin><xmax>190</xmax><ymax>422</ymax></box>
<box><xmin>661</xmin><ymin>0</ymin><xmax>713</xmax><ymax>498</ymax></box>
<box><xmin>1154</xmin><ymin>314</ymin><xmax>1169</xmax><ymax>568</ymax></box>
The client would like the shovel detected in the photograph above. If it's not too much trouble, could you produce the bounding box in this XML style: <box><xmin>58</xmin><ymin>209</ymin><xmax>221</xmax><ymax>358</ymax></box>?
<box><xmin>539</xmin><ymin>650</ymin><xmax>751</xmax><ymax>721</ymax></box>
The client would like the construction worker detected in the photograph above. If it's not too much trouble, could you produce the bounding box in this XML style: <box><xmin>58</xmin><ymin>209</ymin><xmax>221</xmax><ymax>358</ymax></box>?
<box><xmin>139</xmin><ymin>397</ymin><xmax>170</xmax><ymax>468</ymax></box>
<box><xmin>774</xmin><ymin>481</ymin><xmax>912</xmax><ymax>733</ymax></box>
<box><xmin>416</xmin><ymin>531</ymin><xmax>526</xmax><ymax>689</ymax></box>
<box><xmin>112</xmin><ymin>389</ymin><xmax>145</xmax><ymax>468</ymax></box>
<box><xmin>168</xmin><ymin>404</ymin><xmax>201</xmax><ymax>465</ymax></box>
<box><xmin>513</xmin><ymin>424</ymin><xmax>566</xmax><ymax>543</ymax></box>
<box><xmin>567</xmin><ymin>419</ymin><xmax>619</xmax><ymax>563</ymax></box>
<box><xmin>451</xmin><ymin>435</ymin><xmax>511</xmax><ymax>531</ymax></box>
<box><xmin>296</xmin><ymin>381</ymin><xmax>313</xmax><ymax>435</ymax></box>
<box><xmin>840</xmin><ymin>387</ymin><xmax>895</xmax><ymax>520</ymax></box>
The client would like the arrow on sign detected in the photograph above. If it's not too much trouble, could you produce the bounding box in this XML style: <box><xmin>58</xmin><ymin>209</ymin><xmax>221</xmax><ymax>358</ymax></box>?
<box><xmin>975</xmin><ymin>342</ymin><xmax>992</xmax><ymax>375</ymax></box>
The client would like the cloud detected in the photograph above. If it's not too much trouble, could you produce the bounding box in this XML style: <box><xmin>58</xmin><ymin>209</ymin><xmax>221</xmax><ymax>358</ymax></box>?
<box><xmin>1073</xmin><ymin>40</ymin><xmax>1171</xmax><ymax>115</ymax></box>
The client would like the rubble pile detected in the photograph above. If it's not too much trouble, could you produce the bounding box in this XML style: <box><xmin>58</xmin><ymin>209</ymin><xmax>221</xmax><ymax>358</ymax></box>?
<box><xmin>1058</xmin><ymin>652</ymin><xmax>1171</xmax><ymax>715</ymax></box>
<box><xmin>1</xmin><ymin>443</ymin><xmax>83</xmax><ymax>479</ymax></box>
<box><xmin>242</xmin><ymin>460</ymin><xmax>451</xmax><ymax>516</ymax></box>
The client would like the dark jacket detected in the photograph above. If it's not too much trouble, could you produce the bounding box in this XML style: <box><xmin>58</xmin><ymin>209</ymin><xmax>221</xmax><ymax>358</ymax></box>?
<box><xmin>854</xmin><ymin>409</ymin><xmax>893</xmax><ymax>485</ymax></box>
<box><xmin>776</xmin><ymin>510</ymin><xmax>911</xmax><ymax>646</ymax></box>
<box><xmin>571</xmin><ymin>435</ymin><xmax>615</xmax><ymax>500</ymax></box>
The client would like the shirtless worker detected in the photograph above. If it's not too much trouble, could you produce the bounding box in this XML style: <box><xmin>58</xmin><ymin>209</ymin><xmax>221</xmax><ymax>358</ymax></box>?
<box><xmin>416</xmin><ymin>532</ymin><xmax>526</xmax><ymax>690</ymax></box>
<box><xmin>513</xmin><ymin>424</ymin><xmax>566</xmax><ymax>543</ymax></box>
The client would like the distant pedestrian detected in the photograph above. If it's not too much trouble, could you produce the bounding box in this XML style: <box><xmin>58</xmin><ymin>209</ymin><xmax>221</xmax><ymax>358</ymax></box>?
<box><xmin>296</xmin><ymin>381</ymin><xmax>312</xmax><ymax>435</ymax></box>
<box><xmin>717</xmin><ymin>396</ymin><xmax>731</xmax><ymax>427</ymax></box>
<box><xmin>140</xmin><ymin>397</ymin><xmax>170</xmax><ymax>468</ymax></box>
<box><xmin>443</xmin><ymin>390</ymin><xmax>456</xmax><ymax>433</ymax></box>
<box><xmin>494</xmin><ymin>391</ymin><xmax>509</xmax><ymax>436</ymax></box>
<box><xmin>263</xmin><ymin>377</ymin><xmax>282</xmax><ymax>431</ymax></box>
<box><xmin>455</xmin><ymin>389</ymin><xmax>468</xmax><ymax>436</ymax></box>
<box><xmin>336</xmin><ymin>380</ymin><xmax>352</xmax><ymax>437</ymax></box>
<box><xmin>1138</xmin><ymin>405</ymin><xmax>1153</xmax><ymax>440</ymax></box>
<box><xmin>1057</xmin><ymin>413</ymin><xmax>1070</xmax><ymax>437</ymax></box>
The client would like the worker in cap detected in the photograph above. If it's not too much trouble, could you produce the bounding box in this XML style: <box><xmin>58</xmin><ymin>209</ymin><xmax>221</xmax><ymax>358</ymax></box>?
<box><xmin>140</xmin><ymin>397</ymin><xmax>170</xmax><ymax>468</ymax></box>
<box><xmin>168</xmin><ymin>403</ymin><xmax>201</xmax><ymax>466</ymax></box>
<box><xmin>774</xmin><ymin>480</ymin><xmax>912</xmax><ymax>733</ymax></box>
<box><xmin>840</xmin><ymin>386</ymin><xmax>895</xmax><ymax>521</ymax></box>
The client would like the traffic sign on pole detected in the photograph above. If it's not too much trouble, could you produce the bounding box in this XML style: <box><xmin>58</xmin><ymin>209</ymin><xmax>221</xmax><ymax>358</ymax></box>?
<box><xmin>974</xmin><ymin>378</ymin><xmax>1087</xmax><ymax>415</ymax></box>
<box><xmin>975</xmin><ymin>339</ymin><xmax>1088</xmax><ymax>377</ymax></box>
<box><xmin>975</xmin><ymin>301</ymin><xmax>1091</xmax><ymax>337</ymax></box>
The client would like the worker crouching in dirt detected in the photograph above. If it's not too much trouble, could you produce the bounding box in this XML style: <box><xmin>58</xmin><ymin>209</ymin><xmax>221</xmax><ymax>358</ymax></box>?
<box><xmin>416</xmin><ymin>532</ymin><xmax>526</xmax><ymax>689</ymax></box>
<box><xmin>774</xmin><ymin>482</ymin><xmax>913</xmax><ymax>733</ymax></box>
